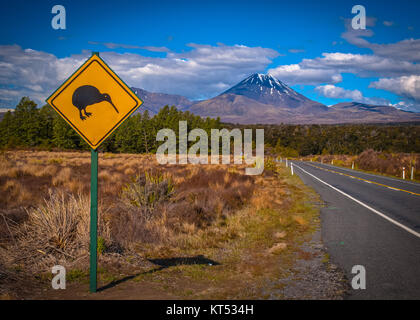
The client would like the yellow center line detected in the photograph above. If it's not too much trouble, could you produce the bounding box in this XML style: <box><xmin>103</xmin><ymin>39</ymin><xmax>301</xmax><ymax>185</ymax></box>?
<box><xmin>304</xmin><ymin>163</ymin><xmax>420</xmax><ymax>197</ymax></box>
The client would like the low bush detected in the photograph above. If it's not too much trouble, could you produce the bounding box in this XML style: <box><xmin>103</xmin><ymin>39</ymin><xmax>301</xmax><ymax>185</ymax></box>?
<box><xmin>357</xmin><ymin>149</ymin><xmax>419</xmax><ymax>179</ymax></box>
<box><xmin>121</xmin><ymin>170</ymin><xmax>174</xmax><ymax>221</ymax></box>
<box><xmin>111</xmin><ymin>167</ymin><xmax>254</xmax><ymax>249</ymax></box>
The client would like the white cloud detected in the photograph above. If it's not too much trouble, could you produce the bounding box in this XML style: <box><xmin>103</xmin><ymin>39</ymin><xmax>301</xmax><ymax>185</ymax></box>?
<box><xmin>104</xmin><ymin>43</ymin><xmax>279</xmax><ymax>99</ymax></box>
<box><xmin>383</xmin><ymin>21</ymin><xmax>394</xmax><ymax>27</ymax></box>
<box><xmin>302</xmin><ymin>52</ymin><xmax>420</xmax><ymax>78</ymax></box>
<box><xmin>391</xmin><ymin>100</ymin><xmax>420</xmax><ymax>112</ymax></box>
<box><xmin>268</xmin><ymin>51</ymin><xmax>420</xmax><ymax>87</ymax></box>
<box><xmin>0</xmin><ymin>44</ymin><xmax>279</xmax><ymax>106</ymax></box>
<box><xmin>315</xmin><ymin>85</ymin><xmax>390</xmax><ymax>105</ymax></box>
<box><xmin>369</xmin><ymin>39</ymin><xmax>420</xmax><ymax>63</ymax></box>
<box><xmin>315</xmin><ymin>85</ymin><xmax>362</xmax><ymax>100</ymax></box>
<box><xmin>268</xmin><ymin>64</ymin><xmax>342</xmax><ymax>85</ymax></box>
<box><xmin>370</xmin><ymin>75</ymin><xmax>420</xmax><ymax>100</ymax></box>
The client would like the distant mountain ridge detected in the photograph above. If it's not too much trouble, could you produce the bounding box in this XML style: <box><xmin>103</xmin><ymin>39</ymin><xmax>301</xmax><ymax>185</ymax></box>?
<box><xmin>132</xmin><ymin>74</ymin><xmax>420</xmax><ymax>124</ymax></box>
<box><xmin>0</xmin><ymin>108</ymin><xmax>14</xmax><ymax>120</ymax></box>
<box><xmin>131</xmin><ymin>87</ymin><xmax>193</xmax><ymax>114</ymax></box>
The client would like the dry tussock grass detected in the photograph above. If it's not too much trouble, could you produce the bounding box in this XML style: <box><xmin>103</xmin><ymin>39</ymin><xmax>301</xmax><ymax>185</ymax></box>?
<box><xmin>110</xmin><ymin>167</ymin><xmax>255</xmax><ymax>251</ymax></box>
<box><xmin>0</xmin><ymin>149</ymin><xmax>311</xmax><ymax>293</ymax></box>
<box><xmin>307</xmin><ymin>150</ymin><xmax>419</xmax><ymax>180</ymax></box>
<box><xmin>357</xmin><ymin>149</ymin><xmax>419</xmax><ymax>179</ymax></box>
<box><xmin>0</xmin><ymin>189</ymin><xmax>111</xmax><ymax>272</ymax></box>
<box><xmin>0</xmin><ymin>151</ymin><xmax>258</xmax><ymax>269</ymax></box>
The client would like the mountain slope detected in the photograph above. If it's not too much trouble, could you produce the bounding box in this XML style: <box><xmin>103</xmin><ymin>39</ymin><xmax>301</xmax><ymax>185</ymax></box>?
<box><xmin>189</xmin><ymin>93</ymin><xmax>295</xmax><ymax>124</ymax></box>
<box><xmin>0</xmin><ymin>108</ymin><xmax>14</xmax><ymax>120</ymax></box>
<box><xmin>132</xmin><ymin>87</ymin><xmax>193</xmax><ymax>114</ymax></box>
<box><xmin>323</xmin><ymin>102</ymin><xmax>420</xmax><ymax>124</ymax></box>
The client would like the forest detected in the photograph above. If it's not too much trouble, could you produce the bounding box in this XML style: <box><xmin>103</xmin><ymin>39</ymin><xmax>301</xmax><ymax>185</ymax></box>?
<box><xmin>1</xmin><ymin>97</ymin><xmax>419</xmax><ymax>156</ymax></box>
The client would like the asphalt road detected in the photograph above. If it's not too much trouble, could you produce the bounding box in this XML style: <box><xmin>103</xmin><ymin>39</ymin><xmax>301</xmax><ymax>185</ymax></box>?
<box><xmin>290</xmin><ymin>160</ymin><xmax>420</xmax><ymax>300</ymax></box>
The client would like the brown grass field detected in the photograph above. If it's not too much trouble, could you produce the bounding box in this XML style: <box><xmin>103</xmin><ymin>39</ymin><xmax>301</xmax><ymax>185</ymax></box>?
<box><xmin>0</xmin><ymin>151</ymin><xmax>346</xmax><ymax>299</ymax></box>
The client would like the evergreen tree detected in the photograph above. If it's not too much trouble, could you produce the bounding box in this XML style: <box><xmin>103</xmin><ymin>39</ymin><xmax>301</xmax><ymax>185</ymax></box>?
<box><xmin>13</xmin><ymin>97</ymin><xmax>42</xmax><ymax>146</ymax></box>
<box><xmin>52</xmin><ymin>116</ymin><xmax>87</xmax><ymax>150</ymax></box>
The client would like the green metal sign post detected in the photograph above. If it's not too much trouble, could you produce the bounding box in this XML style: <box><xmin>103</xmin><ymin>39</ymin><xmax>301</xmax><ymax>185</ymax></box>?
<box><xmin>89</xmin><ymin>51</ymin><xmax>100</xmax><ymax>294</ymax></box>
<box><xmin>90</xmin><ymin>148</ymin><xmax>98</xmax><ymax>293</ymax></box>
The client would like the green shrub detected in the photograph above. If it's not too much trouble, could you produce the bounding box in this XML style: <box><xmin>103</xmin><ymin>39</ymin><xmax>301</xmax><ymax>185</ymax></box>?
<box><xmin>97</xmin><ymin>236</ymin><xmax>106</xmax><ymax>255</ymax></box>
<box><xmin>264</xmin><ymin>157</ymin><xmax>277</xmax><ymax>174</ymax></box>
<box><xmin>121</xmin><ymin>170</ymin><xmax>174</xmax><ymax>220</ymax></box>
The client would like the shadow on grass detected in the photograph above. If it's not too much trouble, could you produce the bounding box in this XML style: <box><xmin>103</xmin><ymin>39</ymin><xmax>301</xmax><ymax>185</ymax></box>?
<box><xmin>97</xmin><ymin>255</ymin><xmax>219</xmax><ymax>292</ymax></box>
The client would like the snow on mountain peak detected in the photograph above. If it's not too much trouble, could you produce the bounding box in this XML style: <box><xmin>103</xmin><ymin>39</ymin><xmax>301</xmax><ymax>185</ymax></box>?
<box><xmin>221</xmin><ymin>73</ymin><xmax>311</xmax><ymax>106</ymax></box>
<box><xmin>242</xmin><ymin>73</ymin><xmax>291</xmax><ymax>91</ymax></box>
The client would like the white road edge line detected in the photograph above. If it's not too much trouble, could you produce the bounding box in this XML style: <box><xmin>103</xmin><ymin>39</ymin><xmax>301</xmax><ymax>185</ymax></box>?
<box><xmin>293</xmin><ymin>163</ymin><xmax>420</xmax><ymax>239</ymax></box>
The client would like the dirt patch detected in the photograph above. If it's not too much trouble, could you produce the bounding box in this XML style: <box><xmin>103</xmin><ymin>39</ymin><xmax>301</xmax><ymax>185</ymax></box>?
<box><xmin>268</xmin><ymin>229</ymin><xmax>349</xmax><ymax>300</ymax></box>
<box><xmin>31</xmin><ymin>280</ymin><xmax>176</xmax><ymax>300</ymax></box>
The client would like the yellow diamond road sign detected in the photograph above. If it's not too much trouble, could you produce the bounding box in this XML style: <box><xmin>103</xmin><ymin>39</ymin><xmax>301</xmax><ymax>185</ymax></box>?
<box><xmin>46</xmin><ymin>53</ymin><xmax>143</xmax><ymax>149</ymax></box>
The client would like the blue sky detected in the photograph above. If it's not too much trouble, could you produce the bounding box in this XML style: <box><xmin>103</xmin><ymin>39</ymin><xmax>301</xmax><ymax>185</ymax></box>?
<box><xmin>0</xmin><ymin>0</ymin><xmax>419</xmax><ymax>111</ymax></box>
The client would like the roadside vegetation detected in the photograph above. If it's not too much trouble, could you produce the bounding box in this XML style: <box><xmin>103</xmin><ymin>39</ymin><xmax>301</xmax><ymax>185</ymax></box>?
<box><xmin>0</xmin><ymin>151</ymin><xmax>346</xmax><ymax>299</ymax></box>
<box><xmin>300</xmin><ymin>150</ymin><xmax>419</xmax><ymax>181</ymax></box>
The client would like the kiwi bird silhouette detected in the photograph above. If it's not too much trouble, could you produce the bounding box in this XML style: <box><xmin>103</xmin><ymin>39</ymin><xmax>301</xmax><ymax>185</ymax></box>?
<box><xmin>72</xmin><ymin>85</ymin><xmax>119</xmax><ymax>120</ymax></box>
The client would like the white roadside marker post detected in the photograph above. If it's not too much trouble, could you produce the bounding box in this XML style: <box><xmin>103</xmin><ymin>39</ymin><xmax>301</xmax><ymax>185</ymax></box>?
<box><xmin>352</xmin><ymin>161</ymin><xmax>354</xmax><ymax>170</ymax></box>
<box><xmin>291</xmin><ymin>163</ymin><xmax>294</xmax><ymax>175</ymax></box>
<box><xmin>403</xmin><ymin>167</ymin><xmax>405</xmax><ymax>179</ymax></box>
<box><xmin>411</xmin><ymin>167</ymin><xmax>414</xmax><ymax>180</ymax></box>
<box><xmin>286</xmin><ymin>158</ymin><xmax>288</xmax><ymax>167</ymax></box>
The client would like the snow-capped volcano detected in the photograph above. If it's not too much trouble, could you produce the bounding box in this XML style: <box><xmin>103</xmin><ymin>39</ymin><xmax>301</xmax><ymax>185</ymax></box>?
<box><xmin>188</xmin><ymin>73</ymin><xmax>328</xmax><ymax>123</ymax></box>
<box><xmin>221</xmin><ymin>73</ymin><xmax>312</xmax><ymax>107</ymax></box>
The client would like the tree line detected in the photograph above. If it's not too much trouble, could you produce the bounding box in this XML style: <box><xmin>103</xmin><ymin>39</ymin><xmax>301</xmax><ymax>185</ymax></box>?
<box><xmin>1</xmin><ymin>97</ymin><xmax>419</xmax><ymax>156</ymax></box>
<box><xmin>0</xmin><ymin>97</ymin><xmax>221</xmax><ymax>153</ymax></box>
<box><xmin>242</xmin><ymin>123</ymin><xmax>420</xmax><ymax>156</ymax></box>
